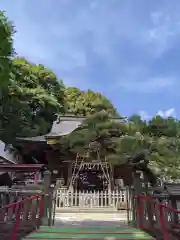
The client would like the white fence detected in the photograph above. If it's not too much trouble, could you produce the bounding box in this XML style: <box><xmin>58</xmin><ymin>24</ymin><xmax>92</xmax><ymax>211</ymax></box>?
<box><xmin>56</xmin><ymin>188</ymin><xmax>129</xmax><ymax>209</ymax></box>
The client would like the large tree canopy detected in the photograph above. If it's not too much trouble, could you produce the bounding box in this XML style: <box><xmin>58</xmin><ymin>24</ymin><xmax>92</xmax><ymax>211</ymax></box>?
<box><xmin>64</xmin><ymin>87</ymin><xmax>119</xmax><ymax>117</ymax></box>
<box><xmin>0</xmin><ymin>57</ymin><xmax>66</xmax><ymax>143</ymax></box>
<box><xmin>0</xmin><ymin>11</ymin><xmax>14</xmax><ymax>89</ymax></box>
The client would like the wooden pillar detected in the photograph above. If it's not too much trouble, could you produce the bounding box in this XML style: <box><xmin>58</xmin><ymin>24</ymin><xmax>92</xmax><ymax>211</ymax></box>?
<box><xmin>34</xmin><ymin>171</ymin><xmax>38</xmax><ymax>184</ymax></box>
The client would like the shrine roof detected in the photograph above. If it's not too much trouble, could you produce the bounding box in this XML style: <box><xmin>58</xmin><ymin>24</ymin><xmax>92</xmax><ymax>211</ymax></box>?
<box><xmin>16</xmin><ymin>135</ymin><xmax>46</xmax><ymax>142</ymax></box>
<box><xmin>16</xmin><ymin>115</ymin><xmax>128</xmax><ymax>143</ymax></box>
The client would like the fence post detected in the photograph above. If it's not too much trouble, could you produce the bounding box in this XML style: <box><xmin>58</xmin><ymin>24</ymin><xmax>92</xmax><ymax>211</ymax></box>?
<box><xmin>12</xmin><ymin>203</ymin><xmax>21</xmax><ymax>240</ymax></box>
<box><xmin>126</xmin><ymin>186</ymin><xmax>131</xmax><ymax>224</ymax></box>
<box><xmin>41</xmin><ymin>170</ymin><xmax>51</xmax><ymax>226</ymax></box>
<box><xmin>137</xmin><ymin>196</ymin><xmax>143</xmax><ymax>229</ymax></box>
<box><xmin>159</xmin><ymin>205</ymin><xmax>168</xmax><ymax>240</ymax></box>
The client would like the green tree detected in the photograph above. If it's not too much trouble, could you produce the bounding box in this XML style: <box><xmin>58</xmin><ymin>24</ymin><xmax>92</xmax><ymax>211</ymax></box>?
<box><xmin>0</xmin><ymin>11</ymin><xmax>14</xmax><ymax>89</ymax></box>
<box><xmin>0</xmin><ymin>58</ymin><xmax>65</xmax><ymax>143</ymax></box>
<box><xmin>63</xmin><ymin>112</ymin><xmax>129</xmax><ymax>163</ymax></box>
<box><xmin>64</xmin><ymin>112</ymin><xmax>180</xmax><ymax>180</ymax></box>
<box><xmin>129</xmin><ymin>114</ymin><xmax>143</xmax><ymax>125</ymax></box>
<box><xmin>146</xmin><ymin>115</ymin><xmax>179</xmax><ymax>137</ymax></box>
<box><xmin>64</xmin><ymin>88</ymin><xmax>119</xmax><ymax>117</ymax></box>
<box><xmin>149</xmin><ymin>136</ymin><xmax>180</xmax><ymax>179</ymax></box>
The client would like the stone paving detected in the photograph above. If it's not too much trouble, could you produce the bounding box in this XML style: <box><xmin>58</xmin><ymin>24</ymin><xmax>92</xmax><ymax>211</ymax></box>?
<box><xmin>55</xmin><ymin>211</ymin><xmax>128</xmax><ymax>227</ymax></box>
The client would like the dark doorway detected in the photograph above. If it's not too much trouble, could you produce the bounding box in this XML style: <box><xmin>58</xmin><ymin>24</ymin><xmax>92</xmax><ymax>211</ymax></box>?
<box><xmin>77</xmin><ymin>169</ymin><xmax>106</xmax><ymax>191</ymax></box>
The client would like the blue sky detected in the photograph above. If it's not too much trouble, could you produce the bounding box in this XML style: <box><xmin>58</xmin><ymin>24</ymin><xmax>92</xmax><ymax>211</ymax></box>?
<box><xmin>1</xmin><ymin>0</ymin><xmax>180</xmax><ymax>119</ymax></box>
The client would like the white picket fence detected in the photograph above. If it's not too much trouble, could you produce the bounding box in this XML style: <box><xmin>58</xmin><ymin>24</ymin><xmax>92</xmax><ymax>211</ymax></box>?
<box><xmin>56</xmin><ymin>188</ymin><xmax>128</xmax><ymax>209</ymax></box>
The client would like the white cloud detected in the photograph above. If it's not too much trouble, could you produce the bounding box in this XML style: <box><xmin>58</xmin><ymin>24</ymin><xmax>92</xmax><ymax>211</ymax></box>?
<box><xmin>157</xmin><ymin>108</ymin><xmax>176</xmax><ymax>118</ymax></box>
<box><xmin>142</xmin><ymin>11</ymin><xmax>180</xmax><ymax>57</ymax></box>
<box><xmin>139</xmin><ymin>111</ymin><xmax>152</xmax><ymax>120</ymax></box>
<box><xmin>140</xmin><ymin>108</ymin><xmax>176</xmax><ymax>120</ymax></box>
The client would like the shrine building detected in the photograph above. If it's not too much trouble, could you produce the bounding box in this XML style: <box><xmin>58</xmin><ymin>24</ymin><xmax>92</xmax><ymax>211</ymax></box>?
<box><xmin>14</xmin><ymin>116</ymin><xmax>134</xmax><ymax>191</ymax></box>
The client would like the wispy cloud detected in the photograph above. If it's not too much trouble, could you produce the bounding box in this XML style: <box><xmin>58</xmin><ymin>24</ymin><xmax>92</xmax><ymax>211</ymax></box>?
<box><xmin>157</xmin><ymin>108</ymin><xmax>176</xmax><ymax>118</ymax></box>
<box><xmin>139</xmin><ymin>111</ymin><xmax>152</xmax><ymax>121</ymax></box>
<box><xmin>140</xmin><ymin>108</ymin><xmax>176</xmax><ymax>120</ymax></box>
<box><xmin>142</xmin><ymin>11</ymin><xmax>180</xmax><ymax>57</ymax></box>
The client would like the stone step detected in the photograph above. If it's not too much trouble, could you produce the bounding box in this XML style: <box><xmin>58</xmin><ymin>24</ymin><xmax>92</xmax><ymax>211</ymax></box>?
<box><xmin>54</xmin><ymin>212</ymin><xmax>129</xmax><ymax>228</ymax></box>
<box><xmin>55</xmin><ymin>216</ymin><xmax>128</xmax><ymax>223</ymax></box>
<box><xmin>55</xmin><ymin>211</ymin><xmax>127</xmax><ymax>220</ymax></box>
<box><xmin>24</xmin><ymin>226</ymin><xmax>155</xmax><ymax>240</ymax></box>
<box><xmin>55</xmin><ymin>208</ymin><xmax>122</xmax><ymax>213</ymax></box>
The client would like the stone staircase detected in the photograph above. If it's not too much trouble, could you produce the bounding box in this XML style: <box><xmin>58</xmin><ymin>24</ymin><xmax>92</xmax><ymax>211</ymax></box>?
<box><xmin>24</xmin><ymin>211</ymin><xmax>154</xmax><ymax>239</ymax></box>
<box><xmin>55</xmin><ymin>211</ymin><xmax>128</xmax><ymax>221</ymax></box>
<box><xmin>24</xmin><ymin>225</ymin><xmax>154</xmax><ymax>239</ymax></box>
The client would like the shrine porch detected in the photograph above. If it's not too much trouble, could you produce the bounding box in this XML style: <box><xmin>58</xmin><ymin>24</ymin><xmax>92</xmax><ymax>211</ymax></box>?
<box><xmin>24</xmin><ymin>225</ymin><xmax>155</xmax><ymax>240</ymax></box>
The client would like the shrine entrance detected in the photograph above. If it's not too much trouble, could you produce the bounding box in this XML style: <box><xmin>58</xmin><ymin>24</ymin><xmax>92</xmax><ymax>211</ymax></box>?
<box><xmin>56</xmin><ymin>143</ymin><xmax>129</xmax><ymax>210</ymax></box>
<box><xmin>71</xmin><ymin>161</ymin><xmax>111</xmax><ymax>192</ymax></box>
<box><xmin>56</xmin><ymin>158</ymin><xmax>128</xmax><ymax>210</ymax></box>
<box><xmin>78</xmin><ymin>167</ymin><xmax>104</xmax><ymax>191</ymax></box>
<box><xmin>68</xmin><ymin>141</ymin><xmax>113</xmax><ymax>192</ymax></box>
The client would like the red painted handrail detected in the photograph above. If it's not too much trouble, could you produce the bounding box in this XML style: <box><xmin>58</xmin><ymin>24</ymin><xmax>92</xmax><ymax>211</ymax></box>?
<box><xmin>137</xmin><ymin>194</ymin><xmax>180</xmax><ymax>240</ymax></box>
<box><xmin>0</xmin><ymin>194</ymin><xmax>44</xmax><ymax>240</ymax></box>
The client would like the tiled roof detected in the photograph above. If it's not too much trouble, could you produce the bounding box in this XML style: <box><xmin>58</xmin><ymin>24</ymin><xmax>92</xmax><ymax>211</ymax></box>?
<box><xmin>48</xmin><ymin>117</ymin><xmax>83</xmax><ymax>137</ymax></box>
<box><xmin>16</xmin><ymin>115</ymin><xmax>128</xmax><ymax>142</ymax></box>
<box><xmin>17</xmin><ymin>136</ymin><xmax>46</xmax><ymax>142</ymax></box>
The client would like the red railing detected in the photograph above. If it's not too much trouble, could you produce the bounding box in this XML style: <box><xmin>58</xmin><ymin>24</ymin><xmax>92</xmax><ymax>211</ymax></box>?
<box><xmin>0</xmin><ymin>194</ymin><xmax>44</xmax><ymax>240</ymax></box>
<box><xmin>137</xmin><ymin>194</ymin><xmax>180</xmax><ymax>240</ymax></box>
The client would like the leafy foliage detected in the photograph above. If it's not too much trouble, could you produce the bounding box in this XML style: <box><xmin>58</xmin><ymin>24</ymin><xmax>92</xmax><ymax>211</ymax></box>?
<box><xmin>0</xmin><ymin>11</ymin><xmax>14</xmax><ymax>89</ymax></box>
<box><xmin>66</xmin><ymin>112</ymin><xmax>125</xmax><ymax>153</ymax></box>
<box><xmin>63</xmin><ymin>113</ymin><xmax>180</xmax><ymax>180</ymax></box>
<box><xmin>0</xmin><ymin>57</ymin><xmax>65</xmax><ymax>143</ymax></box>
<box><xmin>64</xmin><ymin>87</ymin><xmax>119</xmax><ymax>117</ymax></box>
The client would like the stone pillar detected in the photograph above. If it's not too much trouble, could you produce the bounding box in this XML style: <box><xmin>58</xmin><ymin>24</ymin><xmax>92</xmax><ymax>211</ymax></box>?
<box><xmin>110</xmin><ymin>165</ymin><xmax>114</xmax><ymax>190</ymax></box>
<box><xmin>41</xmin><ymin>170</ymin><xmax>52</xmax><ymax>226</ymax></box>
<box><xmin>67</xmin><ymin>163</ymin><xmax>72</xmax><ymax>188</ymax></box>
<box><xmin>132</xmin><ymin>170</ymin><xmax>143</xmax><ymax>226</ymax></box>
